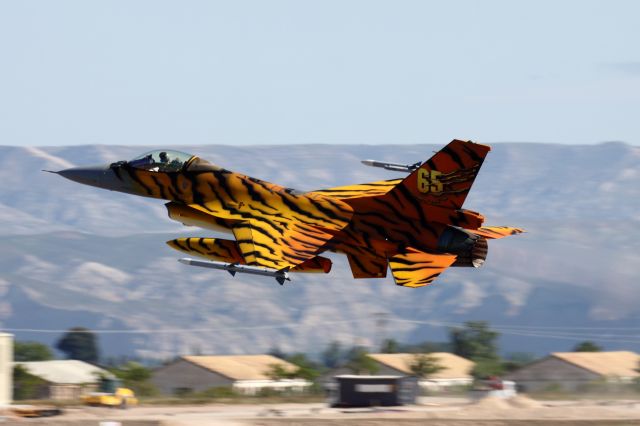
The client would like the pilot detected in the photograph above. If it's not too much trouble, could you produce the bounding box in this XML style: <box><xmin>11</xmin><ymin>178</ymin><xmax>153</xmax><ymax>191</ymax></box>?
<box><xmin>159</xmin><ymin>151</ymin><xmax>169</xmax><ymax>163</ymax></box>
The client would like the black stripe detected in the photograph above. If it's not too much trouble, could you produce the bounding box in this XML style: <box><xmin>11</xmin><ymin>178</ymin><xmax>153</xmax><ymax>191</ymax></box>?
<box><xmin>441</xmin><ymin>145</ymin><xmax>466</xmax><ymax>169</ymax></box>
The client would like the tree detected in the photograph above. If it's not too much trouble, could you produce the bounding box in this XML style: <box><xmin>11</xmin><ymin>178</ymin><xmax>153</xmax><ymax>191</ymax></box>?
<box><xmin>13</xmin><ymin>365</ymin><xmax>48</xmax><ymax>400</ymax></box>
<box><xmin>403</xmin><ymin>341</ymin><xmax>451</xmax><ymax>354</ymax></box>
<box><xmin>114</xmin><ymin>361</ymin><xmax>152</xmax><ymax>382</ymax></box>
<box><xmin>380</xmin><ymin>338</ymin><xmax>399</xmax><ymax>354</ymax></box>
<box><xmin>266</xmin><ymin>354</ymin><xmax>321</xmax><ymax>382</ymax></box>
<box><xmin>111</xmin><ymin>362</ymin><xmax>158</xmax><ymax>397</ymax></box>
<box><xmin>322</xmin><ymin>341</ymin><xmax>344</xmax><ymax>368</ymax></box>
<box><xmin>573</xmin><ymin>341</ymin><xmax>602</xmax><ymax>352</ymax></box>
<box><xmin>268</xmin><ymin>346</ymin><xmax>286</xmax><ymax>360</ymax></box>
<box><xmin>266</xmin><ymin>363</ymin><xmax>295</xmax><ymax>380</ymax></box>
<box><xmin>502</xmin><ymin>352</ymin><xmax>536</xmax><ymax>373</ymax></box>
<box><xmin>14</xmin><ymin>341</ymin><xmax>53</xmax><ymax>362</ymax></box>
<box><xmin>345</xmin><ymin>347</ymin><xmax>379</xmax><ymax>375</ymax></box>
<box><xmin>286</xmin><ymin>353</ymin><xmax>321</xmax><ymax>382</ymax></box>
<box><xmin>449</xmin><ymin>321</ymin><xmax>499</xmax><ymax>361</ymax></box>
<box><xmin>471</xmin><ymin>358</ymin><xmax>505</xmax><ymax>379</ymax></box>
<box><xmin>55</xmin><ymin>327</ymin><xmax>100</xmax><ymax>363</ymax></box>
<box><xmin>450</xmin><ymin>321</ymin><xmax>502</xmax><ymax>380</ymax></box>
<box><xmin>408</xmin><ymin>354</ymin><xmax>444</xmax><ymax>378</ymax></box>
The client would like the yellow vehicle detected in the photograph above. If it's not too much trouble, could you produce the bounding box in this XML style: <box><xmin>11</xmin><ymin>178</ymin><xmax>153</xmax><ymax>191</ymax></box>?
<box><xmin>82</xmin><ymin>378</ymin><xmax>138</xmax><ymax>408</ymax></box>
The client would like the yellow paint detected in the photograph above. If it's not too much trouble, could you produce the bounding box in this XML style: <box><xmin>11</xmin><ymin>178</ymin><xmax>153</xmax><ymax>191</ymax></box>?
<box><xmin>417</xmin><ymin>169</ymin><xmax>443</xmax><ymax>194</ymax></box>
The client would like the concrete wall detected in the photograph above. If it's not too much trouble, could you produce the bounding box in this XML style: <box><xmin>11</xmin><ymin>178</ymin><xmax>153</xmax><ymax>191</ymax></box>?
<box><xmin>49</xmin><ymin>384</ymin><xmax>97</xmax><ymax>401</ymax></box>
<box><xmin>506</xmin><ymin>356</ymin><xmax>601</xmax><ymax>392</ymax></box>
<box><xmin>0</xmin><ymin>333</ymin><xmax>13</xmax><ymax>406</ymax></box>
<box><xmin>151</xmin><ymin>359</ymin><xmax>233</xmax><ymax>395</ymax></box>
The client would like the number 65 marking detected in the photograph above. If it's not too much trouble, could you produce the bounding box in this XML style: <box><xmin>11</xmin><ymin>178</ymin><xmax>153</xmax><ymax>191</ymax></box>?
<box><xmin>417</xmin><ymin>169</ymin><xmax>443</xmax><ymax>194</ymax></box>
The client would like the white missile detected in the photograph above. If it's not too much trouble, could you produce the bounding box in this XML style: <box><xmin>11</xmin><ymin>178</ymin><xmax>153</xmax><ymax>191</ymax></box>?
<box><xmin>361</xmin><ymin>159</ymin><xmax>421</xmax><ymax>173</ymax></box>
<box><xmin>178</xmin><ymin>258</ymin><xmax>291</xmax><ymax>285</ymax></box>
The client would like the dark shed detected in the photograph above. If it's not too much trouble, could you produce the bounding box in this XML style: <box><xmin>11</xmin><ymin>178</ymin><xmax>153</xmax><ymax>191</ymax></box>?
<box><xmin>328</xmin><ymin>375</ymin><xmax>418</xmax><ymax>407</ymax></box>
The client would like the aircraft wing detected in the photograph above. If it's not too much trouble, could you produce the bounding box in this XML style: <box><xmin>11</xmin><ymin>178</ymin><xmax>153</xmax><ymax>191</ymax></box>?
<box><xmin>311</xmin><ymin>178</ymin><xmax>403</xmax><ymax>199</ymax></box>
<box><xmin>183</xmin><ymin>188</ymin><xmax>354</xmax><ymax>271</ymax></box>
<box><xmin>388</xmin><ymin>249</ymin><xmax>457</xmax><ymax>288</ymax></box>
<box><xmin>232</xmin><ymin>220</ymin><xmax>337</xmax><ymax>270</ymax></box>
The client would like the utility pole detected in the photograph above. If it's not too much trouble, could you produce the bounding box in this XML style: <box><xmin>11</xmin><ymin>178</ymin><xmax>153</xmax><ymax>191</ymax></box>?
<box><xmin>0</xmin><ymin>333</ymin><xmax>13</xmax><ymax>406</ymax></box>
<box><xmin>373</xmin><ymin>312</ymin><xmax>388</xmax><ymax>352</ymax></box>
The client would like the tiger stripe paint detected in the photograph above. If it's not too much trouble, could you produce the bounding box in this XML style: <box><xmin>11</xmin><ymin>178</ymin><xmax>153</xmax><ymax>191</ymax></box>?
<box><xmin>55</xmin><ymin>139</ymin><xmax>523</xmax><ymax>287</ymax></box>
<box><xmin>470</xmin><ymin>226</ymin><xmax>526</xmax><ymax>239</ymax></box>
<box><xmin>166</xmin><ymin>237</ymin><xmax>332</xmax><ymax>273</ymax></box>
<box><xmin>388</xmin><ymin>249</ymin><xmax>457</xmax><ymax>288</ymax></box>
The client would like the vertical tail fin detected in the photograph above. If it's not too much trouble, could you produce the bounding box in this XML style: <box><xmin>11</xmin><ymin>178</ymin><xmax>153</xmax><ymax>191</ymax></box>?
<box><xmin>390</xmin><ymin>139</ymin><xmax>491</xmax><ymax>210</ymax></box>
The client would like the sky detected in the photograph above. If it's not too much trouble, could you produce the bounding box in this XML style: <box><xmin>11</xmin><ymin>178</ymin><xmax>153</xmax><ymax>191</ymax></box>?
<box><xmin>0</xmin><ymin>0</ymin><xmax>638</xmax><ymax>147</ymax></box>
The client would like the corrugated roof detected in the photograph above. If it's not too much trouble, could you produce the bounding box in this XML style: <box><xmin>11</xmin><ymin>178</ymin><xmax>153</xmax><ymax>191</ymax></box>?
<box><xmin>551</xmin><ymin>351</ymin><xmax>640</xmax><ymax>377</ymax></box>
<box><xmin>15</xmin><ymin>360</ymin><xmax>111</xmax><ymax>384</ymax></box>
<box><xmin>182</xmin><ymin>355</ymin><xmax>297</xmax><ymax>381</ymax></box>
<box><xmin>367</xmin><ymin>353</ymin><xmax>474</xmax><ymax>379</ymax></box>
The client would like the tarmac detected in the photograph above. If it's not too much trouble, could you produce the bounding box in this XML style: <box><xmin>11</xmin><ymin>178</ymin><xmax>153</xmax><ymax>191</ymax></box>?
<box><xmin>4</xmin><ymin>397</ymin><xmax>640</xmax><ymax>425</ymax></box>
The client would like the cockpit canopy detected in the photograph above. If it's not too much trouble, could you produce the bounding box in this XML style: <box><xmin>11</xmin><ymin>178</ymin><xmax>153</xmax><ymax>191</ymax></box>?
<box><xmin>128</xmin><ymin>150</ymin><xmax>195</xmax><ymax>172</ymax></box>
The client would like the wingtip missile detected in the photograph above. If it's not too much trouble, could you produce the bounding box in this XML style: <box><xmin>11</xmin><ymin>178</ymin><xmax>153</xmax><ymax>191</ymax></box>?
<box><xmin>361</xmin><ymin>160</ymin><xmax>421</xmax><ymax>173</ymax></box>
<box><xmin>178</xmin><ymin>258</ymin><xmax>291</xmax><ymax>284</ymax></box>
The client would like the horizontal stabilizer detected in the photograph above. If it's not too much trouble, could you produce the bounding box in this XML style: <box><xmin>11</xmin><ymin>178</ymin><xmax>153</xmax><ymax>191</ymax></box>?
<box><xmin>470</xmin><ymin>226</ymin><xmax>525</xmax><ymax>239</ymax></box>
<box><xmin>389</xmin><ymin>249</ymin><xmax>456</xmax><ymax>288</ymax></box>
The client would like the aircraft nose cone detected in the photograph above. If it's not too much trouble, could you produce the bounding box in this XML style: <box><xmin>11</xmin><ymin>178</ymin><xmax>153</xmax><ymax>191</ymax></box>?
<box><xmin>57</xmin><ymin>165</ymin><xmax>111</xmax><ymax>186</ymax></box>
<box><xmin>55</xmin><ymin>164</ymin><xmax>136</xmax><ymax>194</ymax></box>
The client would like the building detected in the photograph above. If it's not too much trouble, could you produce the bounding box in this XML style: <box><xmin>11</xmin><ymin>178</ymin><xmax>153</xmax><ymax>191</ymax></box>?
<box><xmin>151</xmin><ymin>355</ymin><xmax>311</xmax><ymax>395</ymax></box>
<box><xmin>367</xmin><ymin>353</ymin><xmax>475</xmax><ymax>390</ymax></box>
<box><xmin>15</xmin><ymin>359</ymin><xmax>112</xmax><ymax>400</ymax></box>
<box><xmin>328</xmin><ymin>375</ymin><xmax>418</xmax><ymax>407</ymax></box>
<box><xmin>505</xmin><ymin>351</ymin><xmax>640</xmax><ymax>392</ymax></box>
<box><xmin>0</xmin><ymin>334</ymin><xmax>13</xmax><ymax>406</ymax></box>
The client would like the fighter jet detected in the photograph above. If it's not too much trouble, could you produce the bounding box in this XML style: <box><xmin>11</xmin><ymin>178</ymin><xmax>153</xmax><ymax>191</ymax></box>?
<box><xmin>49</xmin><ymin>139</ymin><xmax>523</xmax><ymax>287</ymax></box>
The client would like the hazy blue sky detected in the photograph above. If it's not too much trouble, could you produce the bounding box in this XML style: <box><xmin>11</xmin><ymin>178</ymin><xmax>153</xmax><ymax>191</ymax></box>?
<box><xmin>1</xmin><ymin>1</ymin><xmax>638</xmax><ymax>146</ymax></box>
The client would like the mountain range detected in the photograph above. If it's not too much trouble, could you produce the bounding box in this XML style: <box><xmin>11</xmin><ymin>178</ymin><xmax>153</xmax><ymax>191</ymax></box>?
<box><xmin>1</xmin><ymin>141</ymin><xmax>639</xmax><ymax>359</ymax></box>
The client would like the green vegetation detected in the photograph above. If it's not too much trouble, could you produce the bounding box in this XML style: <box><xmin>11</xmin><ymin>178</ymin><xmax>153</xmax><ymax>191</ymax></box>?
<box><xmin>344</xmin><ymin>346</ymin><xmax>379</xmax><ymax>375</ymax></box>
<box><xmin>380</xmin><ymin>338</ymin><xmax>400</xmax><ymax>353</ymax></box>
<box><xmin>13</xmin><ymin>364</ymin><xmax>48</xmax><ymax>400</ymax></box>
<box><xmin>286</xmin><ymin>353</ymin><xmax>322</xmax><ymax>381</ymax></box>
<box><xmin>266</xmin><ymin>363</ymin><xmax>294</xmax><ymax>380</ymax></box>
<box><xmin>407</xmin><ymin>354</ymin><xmax>444</xmax><ymax>378</ymax></box>
<box><xmin>321</xmin><ymin>340</ymin><xmax>344</xmax><ymax>368</ymax></box>
<box><xmin>267</xmin><ymin>353</ymin><xmax>322</xmax><ymax>382</ymax></box>
<box><xmin>399</xmin><ymin>340</ymin><xmax>451</xmax><ymax>354</ymax></box>
<box><xmin>450</xmin><ymin>321</ymin><xmax>504</xmax><ymax>379</ymax></box>
<box><xmin>110</xmin><ymin>361</ymin><xmax>159</xmax><ymax>397</ymax></box>
<box><xmin>502</xmin><ymin>352</ymin><xmax>536</xmax><ymax>373</ymax></box>
<box><xmin>450</xmin><ymin>320</ymin><xmax>500</xmax><ymax>360</ymax></box>
<box><xmin>55</xmin><ymin>327</ymin><xmax>100</xmax><ymax>363</ymax></box>
<box><xmin>14</xmin><ymin>341</ymin><xmax>53</xmax><ymax>362</ymax></box>
<box><xmin>573</xmin><ymin>341</ymin><xmax>603</xmax><ymax>352</ymax></box>
<box><xmin>11</xmin><ymin>322</ymin><xmax>633</xmax><ymax>404</ymax></box>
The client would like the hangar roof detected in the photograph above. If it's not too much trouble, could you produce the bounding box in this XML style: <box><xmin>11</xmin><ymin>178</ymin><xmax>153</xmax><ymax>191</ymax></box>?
<box><xmin>551</xmin><ymin>351</ymin><xmax>640</xmax><ymax>377</ymax></box>
<box><xmin>367</xmin><ymin>352</ymin><xmax>474</xmax><ymax>379</ymax></box>
<box><xmin>182</xmin><ymin>355</ymin><xmax>297</xmax><ymax>381</ymax></box>
<box><xmin>15</xmin><ymin>360</ymin><xmax>112</xmax><ymax>384</ymax></box>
